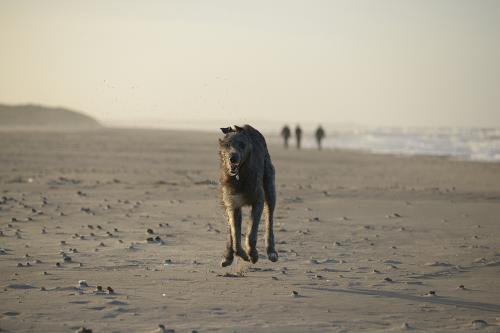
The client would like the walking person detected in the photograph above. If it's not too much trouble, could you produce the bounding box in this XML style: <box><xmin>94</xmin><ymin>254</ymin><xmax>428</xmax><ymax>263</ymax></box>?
<box><xmin>315</xmin><ymin>125</ymin><xmax>325</xmax><ymax>150</ymax></box>
<box><xmin>281</xmin><ymin>125</ymin><xmax>291</xmax><ymax>148</ymax></box>
<box><xmin>295</xmin><ymin>125</ymin><xmax>302</xmax><ymax>149</ymax></box>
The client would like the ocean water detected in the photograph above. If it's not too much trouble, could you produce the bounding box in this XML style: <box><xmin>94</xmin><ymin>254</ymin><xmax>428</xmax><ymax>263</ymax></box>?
<box><xmin>269</xmin><ymin>127</ymin><xmax>500</xmax><ymax>163</ymax></box>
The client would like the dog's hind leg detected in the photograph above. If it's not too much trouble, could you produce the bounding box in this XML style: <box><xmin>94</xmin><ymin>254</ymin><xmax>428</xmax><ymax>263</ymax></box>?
<box><xmin>246</xmin><ymin>201</ymin><xmax>263</xmax><ymax>264</ymax></box>
<box><xmin>263</xmin><ymin>161</ymin><xmax>278</xmax><ymax>262</ymax></box>
<box><xmin>227</xmin><ymin>207</ymin><xmax>250</xmax><ymax>262</ymax></box>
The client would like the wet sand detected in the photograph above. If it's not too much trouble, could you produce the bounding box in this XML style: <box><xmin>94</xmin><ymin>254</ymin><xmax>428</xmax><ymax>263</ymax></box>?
<box><xmin>1</xmin><ymin>128</ymin><xmax>499</xmax><ymax>332</ymax></box>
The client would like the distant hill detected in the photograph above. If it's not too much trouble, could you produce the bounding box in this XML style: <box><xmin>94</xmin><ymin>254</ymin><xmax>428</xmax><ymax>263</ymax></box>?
<box><xmin>0</xmin><ymin>104</ymin><xmax>101</xmax><ymax>129</ymax></box>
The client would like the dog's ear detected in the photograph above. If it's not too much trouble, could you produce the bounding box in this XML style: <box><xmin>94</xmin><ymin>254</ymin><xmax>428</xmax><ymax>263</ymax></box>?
<box><xmin>234</xmin><ymin>125</ymin><xmax>244</xmax><ymax>132</ymax></box>
<box><xmin>220</xmin><ymin>127</ymin><xmax>233</xmax><ymax>134</ymax></box>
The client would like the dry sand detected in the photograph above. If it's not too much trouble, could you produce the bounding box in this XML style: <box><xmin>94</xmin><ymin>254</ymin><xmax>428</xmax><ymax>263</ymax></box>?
<box><xmin>0</xmin><ymin>128</ymin><xmax>499</xmax><ymax>333</ymax></box>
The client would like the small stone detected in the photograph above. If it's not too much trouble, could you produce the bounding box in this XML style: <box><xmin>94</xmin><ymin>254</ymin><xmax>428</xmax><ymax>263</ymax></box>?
<box><xmin>156</xmin><ymin>324</ymin><xmax>175</xmax><ymax>333</ymax></box>
<box><xmin>401</xmin><ymin>322</ymin><xmax>410</xmax><ymax>330</ymax></box>
<box><xmin>457</xmin><ymin>284</ymin><xmax>465</xmax><ymax>290</ymax></box>
<box><xmin>471</xmin><ymin>319</ymin><xmax>488</xmax><ymax>329</ymax></box>
<box><xmin>56</xmin><ymin>262</ymin><xmax>61</xmax><ymax>267</ymax></box>
<box><xmin>78</xmin><ymin>280</ymin><xmax>89</xmax><ymax>287</ymax></box>
<box><xmin>60</xmin><ymin>240</ymin><xmax>66</xmax><ymax>245</ymax></box>
<box><xmin>95</xmin><ymin>285</ymin><xmax>103</xmax><ymax>292</ymax></box>
<box><xmin>147</xmin><ymin>228</ymin><xmax>154</xmax><ymax>234</ymax></box>
<box><xmin>384</xmin><ymin>277</ymin><xmax>393</xmax><ymax>282</ymax></box>
<box><xmin>76</xmin><ymin>327</ymin><xmax>93</xmax><ymax>333</ymax></box>
<box><xmin>106</xmin><ymin>286</ymin><xmax>114</xmax><ymax>294</ymax></box>
<box><xmin>291</xmin><ymin>290</ymin><xmax>299</xmax><ymax>297</ymax></box>
<box><xmin>40</xmin><ymin>286</ymin><xmax>46</xmax><ymax>291</ymax></box>
<box><xmin>17</xmin><ymin>262</ymin><xmax>23</xmax><ymax>267</ymax></box>
<box><xmin>63</xmin><ymin>256</ymin><xmax>72</xmax><ymax>262</ymax></box>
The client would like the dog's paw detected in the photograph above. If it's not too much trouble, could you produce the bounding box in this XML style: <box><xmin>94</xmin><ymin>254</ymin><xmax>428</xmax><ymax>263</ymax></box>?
<box><xmin>267</xmin><ymin>251</ymin><xmax>278</xmax><ymax>262</ymax></box>
<box><xmin>248</xmin><ymin>248</ymin><xmax>259</xmax><ymax>264</ymax></box>
<box><xmin>220</xmin><ymin>256</ymin><xmax>234</xmax><ymax>267</ymax></box>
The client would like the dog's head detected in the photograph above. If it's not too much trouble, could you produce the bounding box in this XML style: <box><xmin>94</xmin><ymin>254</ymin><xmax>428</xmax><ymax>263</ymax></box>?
<box><xmin>219</xmin><ymin>125</ymin><xmax>251</xmax><ymax>177</ymax></box>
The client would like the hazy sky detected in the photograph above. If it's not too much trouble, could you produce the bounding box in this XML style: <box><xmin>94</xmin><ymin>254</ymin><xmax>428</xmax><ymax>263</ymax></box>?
<box><xmin>1</xmin><ymin>0</ymin><xmax>499</xmax><ymax>129</ymax></box>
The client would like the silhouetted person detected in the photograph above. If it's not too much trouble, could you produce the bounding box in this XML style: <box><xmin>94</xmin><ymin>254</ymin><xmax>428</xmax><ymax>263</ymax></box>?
<box><xmin>281</xmin><ymin>125</ymin><xmax>291</xmax><ymax>148</ymax></box>
<box><xmin>315</xmin><ymin>126</ymin><xmax>326</xmax><ymax>150</ymax></box>
<box><xmin>295</xmin><ymin>125</ymin><xmax>302</xmax><ymax>149</ymax></box>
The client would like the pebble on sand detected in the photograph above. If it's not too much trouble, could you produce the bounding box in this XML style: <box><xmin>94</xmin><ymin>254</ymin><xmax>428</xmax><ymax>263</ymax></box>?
<box><xmin>471</xmin><ymin>319</ymin><xmax>488</xmax><ymax>329</ymax></box>
<box><xmin>155</xmin><ymin>324</ymin><xmax>175</xmax><ymax>333</ymax></box>
<box><xmin>76</xmin><ymin>327</ymin><xmax>93</xmax><ymax>333</ymax></box>
<box><xmin>78</xmin><ymin>280</ymin><xmax>89</xmax><ymax>287</ymax></box>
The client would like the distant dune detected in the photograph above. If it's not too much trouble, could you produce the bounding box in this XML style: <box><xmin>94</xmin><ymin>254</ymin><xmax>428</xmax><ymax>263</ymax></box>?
<box><xmin>0</xmin><ymin>104</ymin><xmax>101</xmax><ymax>129</ymax></box>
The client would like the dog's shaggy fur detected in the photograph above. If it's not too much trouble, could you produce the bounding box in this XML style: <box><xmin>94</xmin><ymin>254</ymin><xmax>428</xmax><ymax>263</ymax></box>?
<box><xmin>218</xmin><ymin>125</ymin><xmax>278</xmax><ymax>267</ymax></box>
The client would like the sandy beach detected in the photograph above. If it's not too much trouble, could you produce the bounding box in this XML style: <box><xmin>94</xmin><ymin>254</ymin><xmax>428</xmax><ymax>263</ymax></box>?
<box><xmin>0</xmin><ymin>128</ymin><xmax>499</xmax><ymax>333</ymax></box>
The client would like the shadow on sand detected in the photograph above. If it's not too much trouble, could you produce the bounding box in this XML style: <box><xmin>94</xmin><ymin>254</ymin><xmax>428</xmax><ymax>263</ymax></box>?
<box><xmin>303</xmin><ymin>286</ymin><xmax>500</xmax><ymax>313</ymax></box>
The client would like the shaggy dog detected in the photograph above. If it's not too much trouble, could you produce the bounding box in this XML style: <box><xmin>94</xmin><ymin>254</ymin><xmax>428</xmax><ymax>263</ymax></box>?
<box><xmin>218</xmin><ymin>125</ymin><xmax>278</xmax><ymax>267</ymax></box>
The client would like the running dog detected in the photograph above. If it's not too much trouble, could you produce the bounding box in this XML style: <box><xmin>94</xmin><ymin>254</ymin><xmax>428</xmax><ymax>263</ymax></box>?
<box><xmin>218</xmin><ymin>125</ymin><xmax>278</xmax><ymax>267</ymax></box>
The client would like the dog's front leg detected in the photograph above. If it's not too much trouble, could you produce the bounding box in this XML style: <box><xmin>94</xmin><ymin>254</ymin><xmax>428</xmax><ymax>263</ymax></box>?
<box><xmin>227</xmin><ymin>207</ymin><xmax>250</xmax><ymax>262</ymax></box>
<box><xmin>246</xmin><ymin>201</ymin><xmax>264</xmax><ymax>264</ymax></box>
<box><xmin>221</xmin><ymin>217</ymin><xmax>234</xmax><ymax>267</ymax></box>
